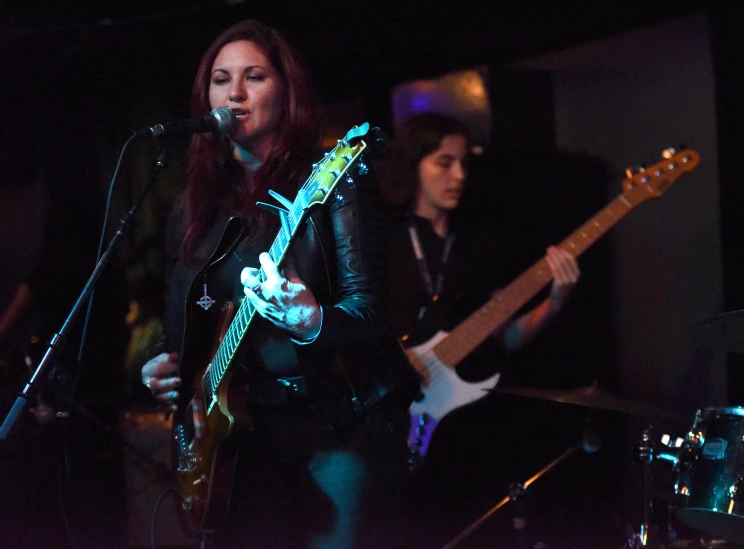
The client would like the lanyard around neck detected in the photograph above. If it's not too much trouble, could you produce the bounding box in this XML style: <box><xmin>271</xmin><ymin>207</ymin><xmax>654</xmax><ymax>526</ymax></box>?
<box><xmin>407</xmin><ymin>219</ymin><xmax>455</xmax><ymax>303</ymax></box>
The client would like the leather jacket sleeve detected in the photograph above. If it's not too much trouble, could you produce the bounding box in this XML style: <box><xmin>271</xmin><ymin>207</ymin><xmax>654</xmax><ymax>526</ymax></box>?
<box><xmin>294</xmin><ymin>166</ymin><xmax>420</xmax><ymax>414</ymax></box>
<box><xmin>305</xmin><ymin>168</ymin><xmax>390</xmax><ymax>348</ymax></box>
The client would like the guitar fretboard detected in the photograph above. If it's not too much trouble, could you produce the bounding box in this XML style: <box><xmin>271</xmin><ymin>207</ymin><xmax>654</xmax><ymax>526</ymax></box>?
<box><xmin>433</xmin><ymin>180</ymin><xmax>660</xmax><ymax>367</ymax></box>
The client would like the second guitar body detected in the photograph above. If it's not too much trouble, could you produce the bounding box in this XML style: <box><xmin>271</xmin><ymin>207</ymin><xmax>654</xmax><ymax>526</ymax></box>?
<box><xmin>406</xmin><ymin>330</ymin><xmax>501</xmax><ymax>460</ymax></box>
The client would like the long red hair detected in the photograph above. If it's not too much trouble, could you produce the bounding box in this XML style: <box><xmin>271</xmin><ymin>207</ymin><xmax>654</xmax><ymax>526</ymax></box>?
<box><xmin>182</xmin><ymin>19</ymin><xmax>322</xmax><ymax>256</ymax></box>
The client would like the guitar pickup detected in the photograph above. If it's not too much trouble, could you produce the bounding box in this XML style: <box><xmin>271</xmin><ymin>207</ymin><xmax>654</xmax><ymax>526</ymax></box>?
<box><xmin>191</xmin><ymin>399</ymin><xmax>204</xmax><ymax>440</ymax></box>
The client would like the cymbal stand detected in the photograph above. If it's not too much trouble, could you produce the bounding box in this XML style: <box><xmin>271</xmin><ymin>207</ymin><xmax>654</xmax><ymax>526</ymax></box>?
<box><xmin>442</xmin><ymin>446</ymin><xmax>579</xmax><ymax>549</ymax></box>
<box><xmin>625</xmin><ymin>426</ymin><xmax>656</xmax><ymax>548</ymax></box>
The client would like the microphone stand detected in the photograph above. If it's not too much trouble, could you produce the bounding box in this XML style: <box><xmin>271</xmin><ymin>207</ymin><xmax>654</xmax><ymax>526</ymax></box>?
<box><xmin>442</xmin><ymin>445</ymin><xmax>580</xmax><ymax>549</ymax></box>
<box><xmin>0</xmin><ymin>144</ymin><xmax>171</xmax><ymax>441</ymax></box>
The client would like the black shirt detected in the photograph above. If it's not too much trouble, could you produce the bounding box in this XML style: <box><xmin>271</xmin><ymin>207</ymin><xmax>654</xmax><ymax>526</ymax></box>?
<box><xmin>383</xmin><ymin>213</ymin><xmax>508</xmax><ymax>378</ymax></box>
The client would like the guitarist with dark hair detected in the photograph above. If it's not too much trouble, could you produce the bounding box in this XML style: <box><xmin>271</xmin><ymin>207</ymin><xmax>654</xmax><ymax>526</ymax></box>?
<box><xmin>377</xmin><ymin>111</ymin><xmax>580</xmax><ymax>422</ymax></box>
<box><xmin>376</xmin><ymin>111</ymin><xmax>581</xmax><ymax>543</ymax></box>
<box><xmin>378</xmin><ymin>112</ymin><xmax>701</xmax><ymax>547</ymax></box>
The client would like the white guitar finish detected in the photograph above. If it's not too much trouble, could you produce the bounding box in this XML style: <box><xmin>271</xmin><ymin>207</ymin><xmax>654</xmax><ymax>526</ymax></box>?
<box><xmin>408</xmin><ymin>330</ymin><xmax>501</xmax><ymax>423</ymax></box>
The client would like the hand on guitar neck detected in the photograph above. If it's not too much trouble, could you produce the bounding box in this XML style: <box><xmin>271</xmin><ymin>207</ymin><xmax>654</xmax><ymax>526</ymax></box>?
<box><xmin>240</xmin><ymin>252</ymin><xmax>322</xmax><ymax>341</ymax></box>
<box><xmin>503</xmin><ymin>245</ymin><xmax>580</xmax><ymax>350</ymax></box>
<box><xmin>546</xmin><ymin>245</ymin><xmax>581</xmax><ymax>309</ymax></box>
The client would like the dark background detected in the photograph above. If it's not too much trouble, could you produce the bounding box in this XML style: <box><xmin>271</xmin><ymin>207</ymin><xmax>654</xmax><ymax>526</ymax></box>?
<box><xmin>1</xmin><ymin>1</ymin><xmax>743</xmax><ymax>548</ymax></box>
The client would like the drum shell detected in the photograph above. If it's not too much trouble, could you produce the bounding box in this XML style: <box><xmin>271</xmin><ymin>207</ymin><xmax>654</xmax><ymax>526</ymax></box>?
<box><xmin>675</xmin><ymin>406</ymin><xmax>744</xmax><ymax>544</ymax></box>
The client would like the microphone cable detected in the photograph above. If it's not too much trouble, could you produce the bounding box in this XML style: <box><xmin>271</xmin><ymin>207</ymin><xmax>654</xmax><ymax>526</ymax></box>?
<box><xmin>71</xmin><ymin>133</ymin><xmax>137</xmax><ymax>467</ymax></box>
<box><xmin>51</xmin><ymin>133</ymin><xmax>136</xmax><ymax>549</ymax></box>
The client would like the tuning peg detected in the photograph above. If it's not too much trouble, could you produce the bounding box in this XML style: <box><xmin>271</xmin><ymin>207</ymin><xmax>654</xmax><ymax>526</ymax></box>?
<box><xmin>662</xmin><ymin>145</ymin><xmax>688</xmax><ymax>158</ymax></box>
<box><xmin>624</xmin><ymin>165</ymin><xmax>646</xmax><ymax>178</ymax></box>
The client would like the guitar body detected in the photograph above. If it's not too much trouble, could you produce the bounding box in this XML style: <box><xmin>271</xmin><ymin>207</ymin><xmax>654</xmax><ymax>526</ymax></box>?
<box><xmin>406</xmin><ymin>330</ymin><xmax>500</xmax><ymax>462</ymax></box>
<box><xmin>172</xmin><ymin>303</ymin><xmax>253</xmax><ymax>537</ymax></box>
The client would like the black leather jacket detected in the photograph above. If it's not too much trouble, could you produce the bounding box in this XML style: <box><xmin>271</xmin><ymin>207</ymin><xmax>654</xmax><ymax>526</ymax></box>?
<box><xmin>159</xmin><ymin>167</ymin><xmax>419</xmax><ymax>423</ymax></box>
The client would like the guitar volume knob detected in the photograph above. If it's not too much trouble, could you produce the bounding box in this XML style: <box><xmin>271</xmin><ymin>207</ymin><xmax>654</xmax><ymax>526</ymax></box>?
<box><xmin>193</xmin><ymin>474</ymin><xmax>208</xmax><ymax>486</ymax></box>
<box><xmin>182</xmin><ymin>495</ymin><xmax>194</xmax><ymax>510</ymax></box>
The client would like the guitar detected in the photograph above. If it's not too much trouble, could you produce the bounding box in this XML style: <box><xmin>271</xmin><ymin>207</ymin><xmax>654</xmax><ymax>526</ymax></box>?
<box><xmin>171</xmin><ymin>123</ymin><xmax>377</xmax><ymax>537</ymax></box>
<box><xmin>406</xmin><ymin>148</ymin><xmax>700</xmax><ymax>464</ymax></box>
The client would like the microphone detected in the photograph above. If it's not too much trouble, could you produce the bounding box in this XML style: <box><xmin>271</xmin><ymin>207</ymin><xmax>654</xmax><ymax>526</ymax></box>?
<box><xmin>132</xmin><ymin>106</ymin><xmax>237</xmax><ymax>140</ymax></box>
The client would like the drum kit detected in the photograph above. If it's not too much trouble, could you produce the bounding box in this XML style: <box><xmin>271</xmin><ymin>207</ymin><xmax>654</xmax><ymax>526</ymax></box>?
<box><xmin>444</xmin><ymin>311</ymin><xmax>744</xmax><ymax>549</ymax></box>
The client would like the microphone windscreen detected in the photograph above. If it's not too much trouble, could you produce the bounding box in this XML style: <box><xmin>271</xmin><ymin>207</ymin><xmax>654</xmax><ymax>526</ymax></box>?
<box><xmin>211</xmin><ymin>107</ymin><xmax>237</xmax><ymax>136</ymax></box>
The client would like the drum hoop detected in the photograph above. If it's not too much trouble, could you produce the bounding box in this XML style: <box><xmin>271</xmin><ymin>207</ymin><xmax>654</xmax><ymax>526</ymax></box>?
<box><xmin>701</xmin><ymin>405</ymin><xmax>744</xmax><ymax>418</ymax></box>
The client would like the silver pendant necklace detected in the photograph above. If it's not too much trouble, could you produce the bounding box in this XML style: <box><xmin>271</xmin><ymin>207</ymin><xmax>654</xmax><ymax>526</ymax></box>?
<box><xmin>196</xmin><ymin>276</ymin><xmax>215</xmax><ymax>311</ymax></box>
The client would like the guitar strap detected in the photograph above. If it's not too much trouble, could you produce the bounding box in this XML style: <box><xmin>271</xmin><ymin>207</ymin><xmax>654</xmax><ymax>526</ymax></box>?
<box><xmin>407</xmin><ymin>218</ymin><xmax>455</xmax><ymax>320</ymax></box>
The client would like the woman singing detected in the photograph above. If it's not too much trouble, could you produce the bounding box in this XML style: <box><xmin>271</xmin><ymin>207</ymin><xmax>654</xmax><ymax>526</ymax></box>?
<box><xmin>141</xmin><ymin>19</ymin><xmax>418</xmax><ymax>548</ymax></box>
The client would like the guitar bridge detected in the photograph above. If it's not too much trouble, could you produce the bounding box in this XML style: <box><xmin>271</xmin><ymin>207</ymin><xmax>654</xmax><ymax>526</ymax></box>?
<box><xmin>175</xmin><ymin>423</ymin><xmax>197</xmax><ymax>473</ymax></box>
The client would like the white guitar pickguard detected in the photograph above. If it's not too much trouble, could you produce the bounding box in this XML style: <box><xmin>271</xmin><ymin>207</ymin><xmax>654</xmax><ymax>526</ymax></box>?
<box><xmin>408</xmin><ymin>330</ymin><xmax>501</xmax><ymax>422</ymax></box>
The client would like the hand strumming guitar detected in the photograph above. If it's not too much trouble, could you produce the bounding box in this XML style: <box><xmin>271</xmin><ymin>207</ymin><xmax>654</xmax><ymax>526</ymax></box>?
<box><xmin>141</xmin><ymin>351</ymin><xmax>180</xmax><ymax>410</ymax></box>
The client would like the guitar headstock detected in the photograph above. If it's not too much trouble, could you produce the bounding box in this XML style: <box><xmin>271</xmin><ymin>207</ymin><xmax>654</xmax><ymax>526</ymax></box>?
<box><xmin>622</xmin><ymin>148</ymin><xmax>700</xmax><ymax>205</ymax></box>
<box><xmin>256</xmin><ymin>122</ymin><xmax>385</xmax><ymax>272</ymax></box>
<box><xmin>298</xmin><ymin>122</ymin><xmax>376</xmax><ymax>207</ymax></box>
